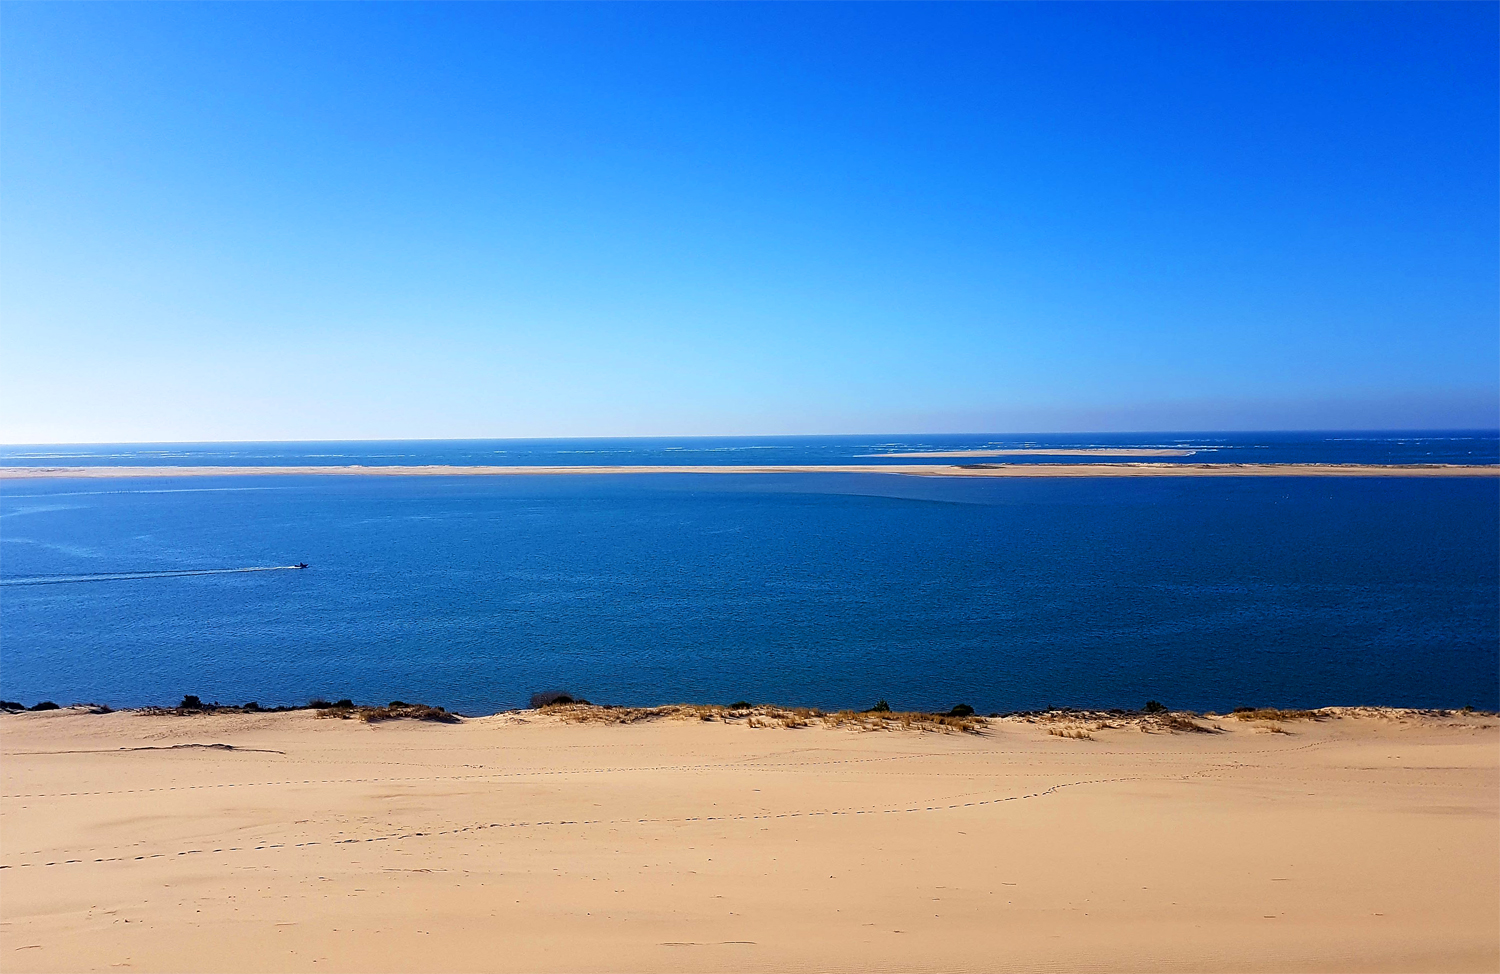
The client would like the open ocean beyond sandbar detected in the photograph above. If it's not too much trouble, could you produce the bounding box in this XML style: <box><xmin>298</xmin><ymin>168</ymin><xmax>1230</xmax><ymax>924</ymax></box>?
<box><xmin>1</xmin><ymin>433</ymin><xmax>1497</xmax><ymax>714</ymax></box>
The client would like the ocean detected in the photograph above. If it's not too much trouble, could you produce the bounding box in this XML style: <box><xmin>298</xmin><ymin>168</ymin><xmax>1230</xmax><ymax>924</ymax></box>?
<box><xmin>3</xmin><ymin>431</ymin><xmax>1499</xmax><ymax>468</ymax></box>
<box><xmin>2</xmin><ymin>433</ymin><xmax>1496</xmax><ymax>714</ymax></box>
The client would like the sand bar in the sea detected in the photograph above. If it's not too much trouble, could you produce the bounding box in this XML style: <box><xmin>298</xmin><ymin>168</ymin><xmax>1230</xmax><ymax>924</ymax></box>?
<box><xmin>1</xmin><ymin>462</ymin><xmax>1496</xmax><ymax>479</ymax></box>
<box><xmin>858</xmin><ymin>447</ymin><xmax>1198</xmax><ymax>457</ymax></box>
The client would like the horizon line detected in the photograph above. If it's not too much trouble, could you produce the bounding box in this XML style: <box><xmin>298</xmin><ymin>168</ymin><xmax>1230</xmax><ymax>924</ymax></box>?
<box><xmin>2</xmin><ymin>428</ymin><xmax>1499</xmax><ymax>449</ymax></box>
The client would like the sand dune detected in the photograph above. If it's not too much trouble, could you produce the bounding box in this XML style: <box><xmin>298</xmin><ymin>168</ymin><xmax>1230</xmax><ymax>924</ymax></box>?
<box><xmin>2</xmin><ymin>462</ymin><xmax>1497</xmax><ymax>479</ymax></box>
<box><xmin>2</xmin><ymin>706</ymin><xmax>1495</xmax><ymax>972</ymax></box>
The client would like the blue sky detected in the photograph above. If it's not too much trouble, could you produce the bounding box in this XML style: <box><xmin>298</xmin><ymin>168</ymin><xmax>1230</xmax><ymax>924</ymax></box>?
<box><xmin>2</xmin><ymin>2</ymin><xmax>1496</xmax><ymax>442</ymax></box>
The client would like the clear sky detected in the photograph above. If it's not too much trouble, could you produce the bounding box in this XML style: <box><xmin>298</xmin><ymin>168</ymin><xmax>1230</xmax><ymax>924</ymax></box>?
<box><xmin>2</xmin><ymin>2</ymin><xmax>1496</xmax><ymax>442</ymax></box>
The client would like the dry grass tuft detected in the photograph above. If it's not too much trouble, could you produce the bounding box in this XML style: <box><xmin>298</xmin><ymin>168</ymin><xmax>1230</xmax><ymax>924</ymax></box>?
<box><xmin>1013</xmin><ymin>708</ymin><xmax>1225</xmax><ymax>736</ymax></box>
<box><xmin>541</xmin><ymin>703</ymin><xmax>985</xmax><ymax>733</ymax></box>
<box><xmin>536</xmin><ymin>703</ymin><xmax>664</xmax><ymax>725</ymax></box>
<box><xmin>318</xmin><ymin>702</ymin><xmax>460</xmax><ymax>724</ymax></box>
<box><xmin>1232</xmin><ymin>708</ymin><xmax>1319</xmax><ymax>722</ymax></box>
<box><xmin>1152</xmin><ymin>713</ymin><xmax>1218</xmax><ymax>734</ymax></box>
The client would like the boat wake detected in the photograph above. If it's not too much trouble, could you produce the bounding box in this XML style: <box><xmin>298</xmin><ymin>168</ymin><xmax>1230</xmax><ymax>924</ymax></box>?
<box><xmin>0</xmin><ymin>565</ymin><xmax>308</xmax><ymax>586</ymax></box>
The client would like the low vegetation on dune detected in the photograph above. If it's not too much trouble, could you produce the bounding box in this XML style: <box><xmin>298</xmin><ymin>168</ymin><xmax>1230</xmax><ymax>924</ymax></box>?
<box><xmin>1152</xmin><ymin>712</ymin><xmax>1219</xmax><ymax>733</ymax></box>
<box><xmin>533</xmin><ymin>701</ymin><xmax>988</xmax><ymax>733</ymax></box>
<box><xmin>531</xmin><ymin>700</ymin><xmax>1334</xmax><ymax>736</ymax></box>
<box><xmin>316</xmin><ymin>700</ymin><xmax>461</xmax><ymax>723</ymax></box>
<box><xmin>9</xmin><ymin>697</ymin><xmax>1492</xmax><ymax>735</ymax></box>
<box><xmin>1228</xmin><ymin>707</ymin><xmax>1320</xmax><ymax>722</ymax></box>
<box><xmin>1013</xmin><ymin>707</ymin><xmax>1223</xmax><ymax>737</ymax></box>
<box><xmin>0</xmin><ymin>700</ymin><xmax>63</xmax><ymax>712</ymax></box>
<box><xmin>129</xmin><ymin>695</ymin><xmax>459</xmax><ymax>721</ymax></box>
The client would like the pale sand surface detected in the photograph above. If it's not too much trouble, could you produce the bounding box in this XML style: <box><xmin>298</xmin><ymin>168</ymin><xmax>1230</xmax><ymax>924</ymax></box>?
<box><xmin>3</xmin><ymin>708</ymin><xmax>1496</xmax><ymax>973</ymax></box>
<box><xmin>2</xmin><ymin>462</ymin><xmax>1496</xmax><ymax>479</ymax></box>
<box><xmin>858</xmin><ymin>448</ymin><xmax>1198</xmax><ymax>457</ymax></box>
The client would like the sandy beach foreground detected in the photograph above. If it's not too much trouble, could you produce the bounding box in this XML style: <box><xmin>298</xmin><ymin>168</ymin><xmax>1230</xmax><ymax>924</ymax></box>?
<box><xmin>2</xmin><ymin>462</ymin><xmax>1497</xmax><ymax>479</ymax></box>
<box><xmin>2</xmin><ymin>707</ymin><xmax>1495</xmax><ymax>973</ymax></box>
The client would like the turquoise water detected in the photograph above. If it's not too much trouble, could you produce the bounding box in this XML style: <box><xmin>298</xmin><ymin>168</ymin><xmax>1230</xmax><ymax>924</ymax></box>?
<box><xmin>1</xmin><ymin>435</ymin><xmax>1496</xmax><ymax>714</ymax></box>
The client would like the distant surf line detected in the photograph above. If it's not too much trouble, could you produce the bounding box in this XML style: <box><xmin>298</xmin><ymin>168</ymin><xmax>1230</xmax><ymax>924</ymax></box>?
<box><xmin>0</xmin><ymin>565</ymin><xmax>307</xmax><ymax>586</ymax></box>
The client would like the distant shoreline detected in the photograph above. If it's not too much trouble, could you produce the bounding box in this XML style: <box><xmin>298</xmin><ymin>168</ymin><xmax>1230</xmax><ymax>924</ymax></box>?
<box><xmin>2</xmin><ymin>462</ymin><xmax>1498</xmax><ymax>479</ymax></box>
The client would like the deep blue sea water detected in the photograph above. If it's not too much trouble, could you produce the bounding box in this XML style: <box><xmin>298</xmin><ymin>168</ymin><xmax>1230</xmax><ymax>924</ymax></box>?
<box><xmin>2</xmin><ymin>434</ymin><xmax>1497</xmax><ymax>714</ymax></box>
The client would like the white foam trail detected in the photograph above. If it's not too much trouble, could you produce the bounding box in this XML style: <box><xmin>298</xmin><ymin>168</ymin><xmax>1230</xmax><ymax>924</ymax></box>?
<box><xmin>0</xmin><ymin>566</ymin><xmax>306</xmax><ymax>586</ymax></box>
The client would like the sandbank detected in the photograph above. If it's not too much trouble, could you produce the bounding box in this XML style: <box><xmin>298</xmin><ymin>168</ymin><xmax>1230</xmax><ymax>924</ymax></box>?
<box><xmin>858</xmin><ymin>448</ymin><xmax>1198</xmax><ymax>457</ymax></box>
<box><xmin>1</xmin><ymin>462</ymin><xmax>1496</xmax><ymax>479</ymax></box>
<box><xmin>2</xmin><ymin>705</ymin><xmax>1495</xmax><ymax>972</ymax></box>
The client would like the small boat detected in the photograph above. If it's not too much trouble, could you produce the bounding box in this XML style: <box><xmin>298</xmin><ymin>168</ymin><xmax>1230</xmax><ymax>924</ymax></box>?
<box><xmin>294</xmin><ymin>563</ymin><xmax>309</xmax><ymax>569</ymax></box>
